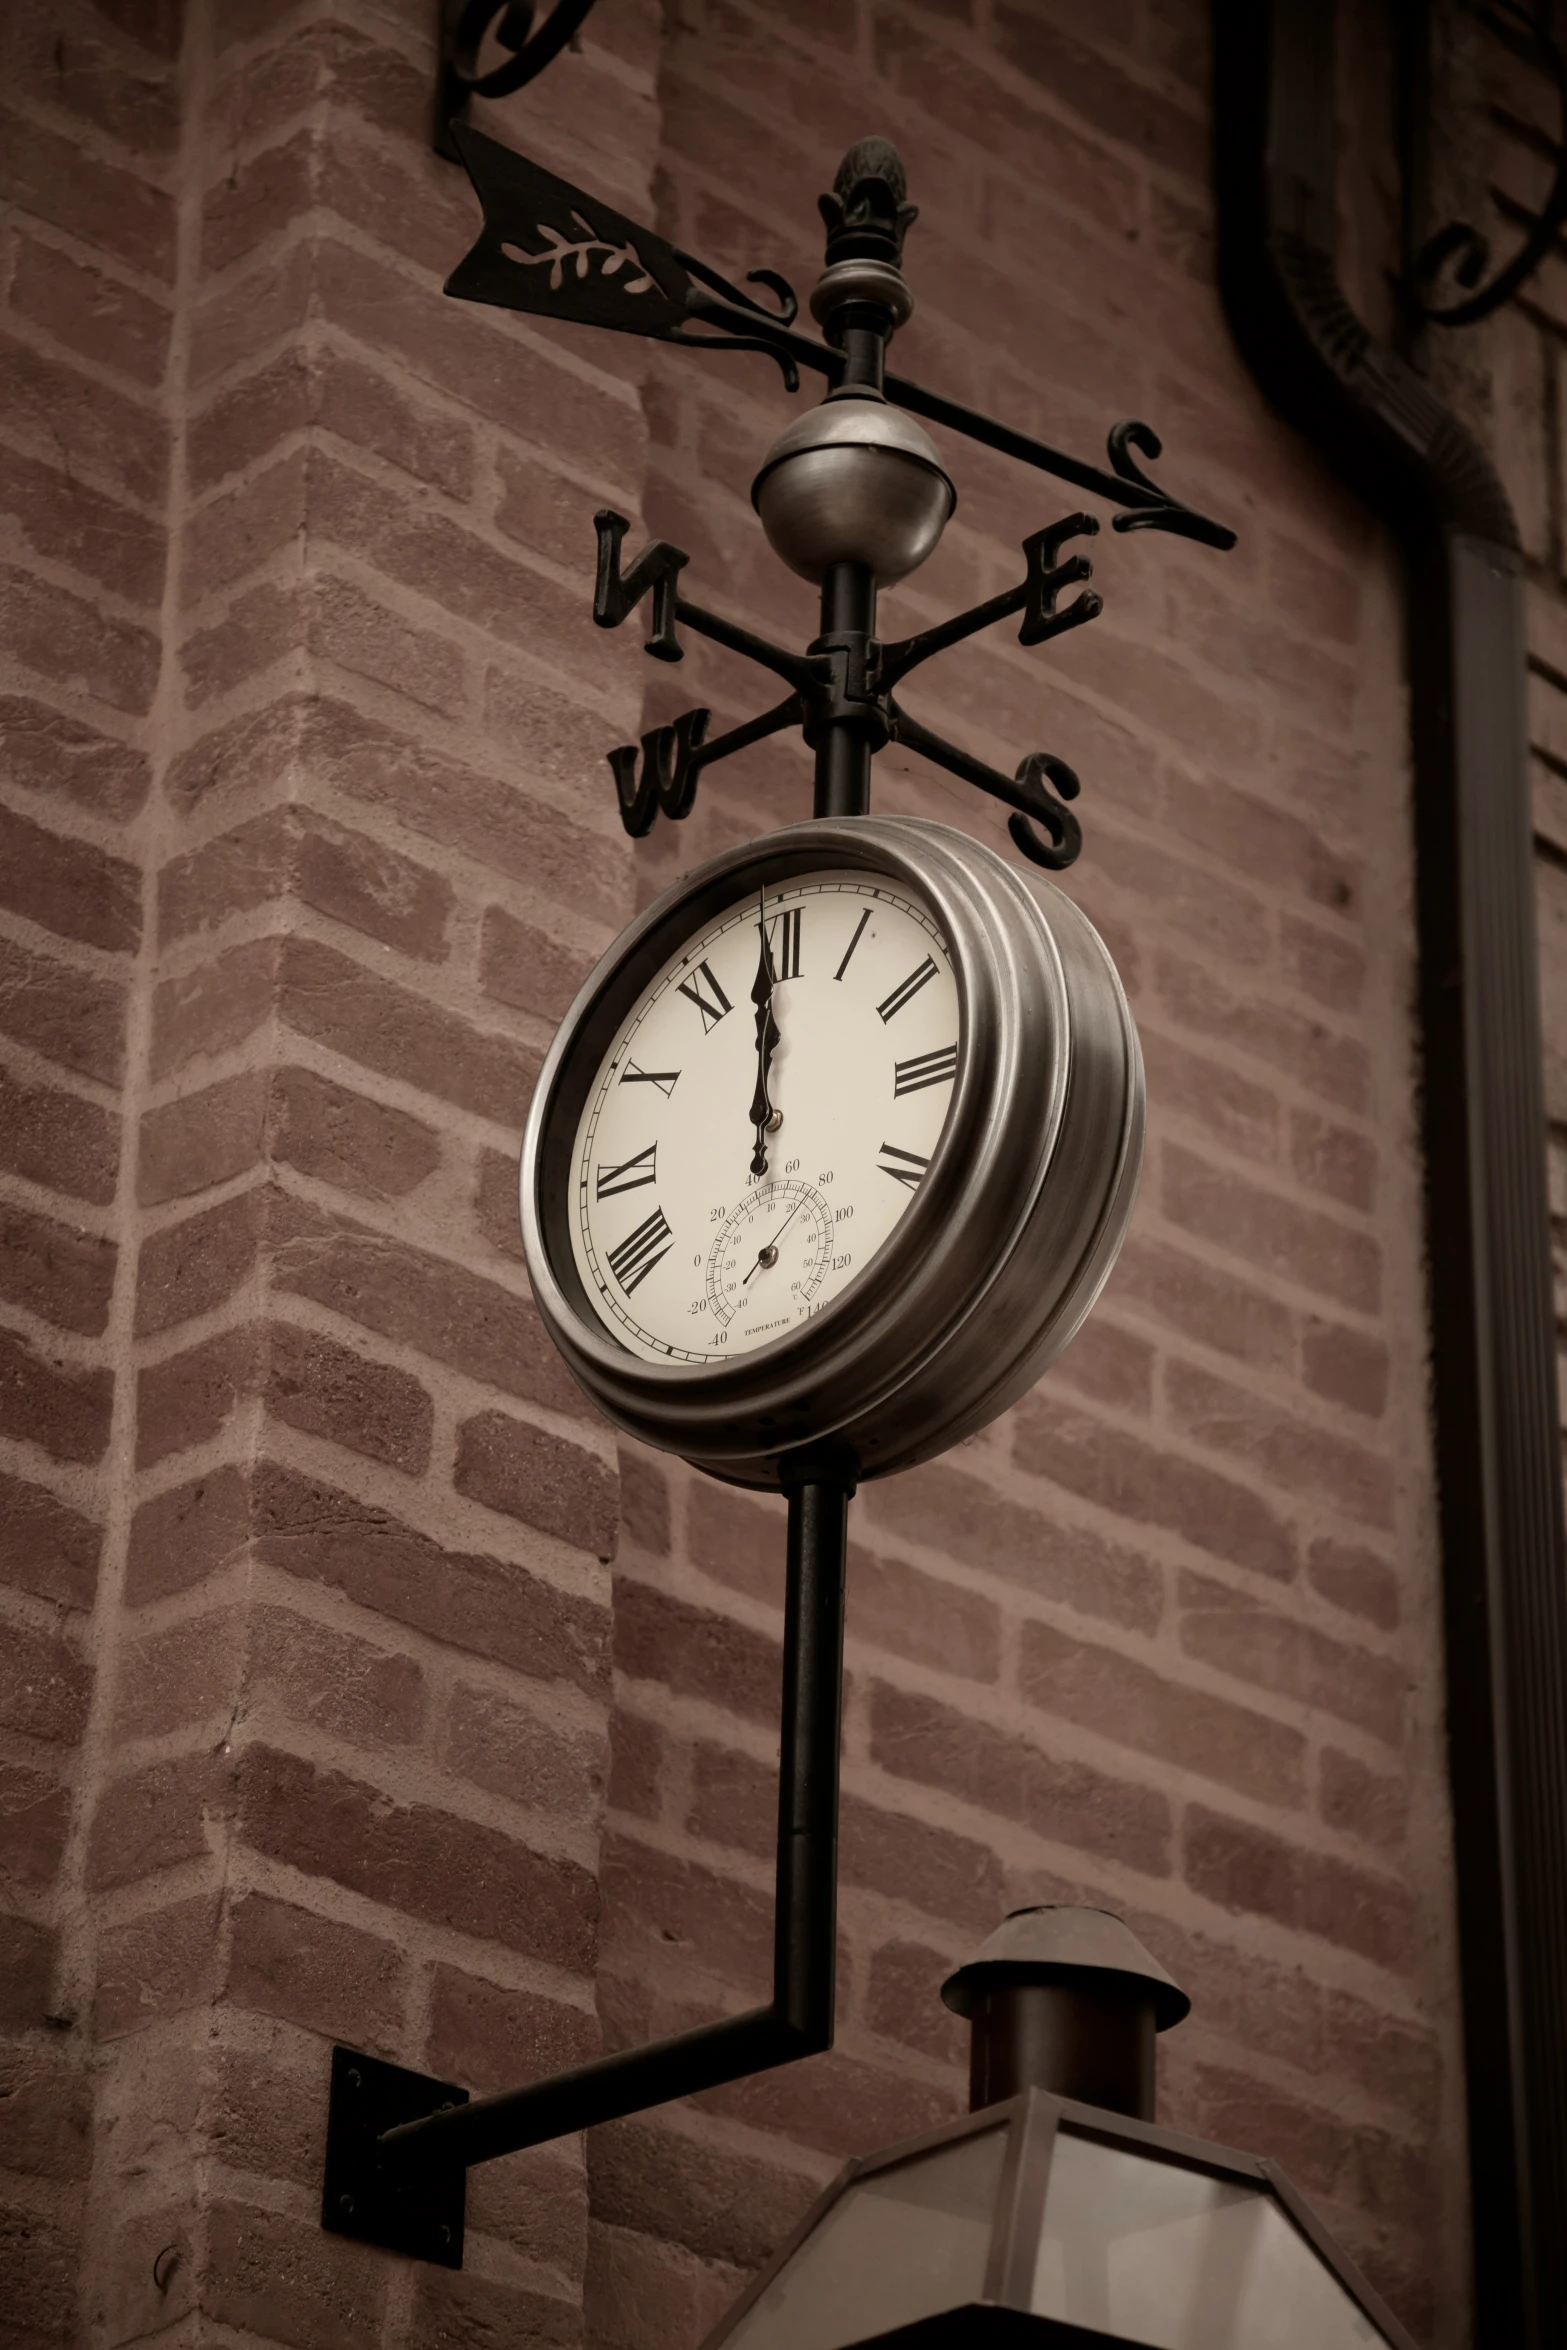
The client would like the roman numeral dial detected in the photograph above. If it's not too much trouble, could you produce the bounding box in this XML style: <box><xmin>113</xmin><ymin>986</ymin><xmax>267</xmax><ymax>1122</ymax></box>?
<box><xmin>569</xmin><ymin>870</ymin><xmax>960</xmax><ymax>1366</ymax></box>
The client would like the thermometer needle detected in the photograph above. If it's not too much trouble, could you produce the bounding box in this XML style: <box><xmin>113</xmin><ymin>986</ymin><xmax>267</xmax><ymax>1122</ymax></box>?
<box><xmin>745</xmin><ymin>1193</ymin><xmax>807</xmax><ymax>1282</ymax></box>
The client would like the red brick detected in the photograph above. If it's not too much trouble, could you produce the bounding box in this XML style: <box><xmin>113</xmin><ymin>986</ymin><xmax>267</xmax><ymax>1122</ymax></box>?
<box><xmin>1112</xmin><ymin>1235</ymin><xmax>1294</xmax><ymax>1369</ymax></box>
<box><xmin>865</xmin><ymin>1937</ymin><xmax>969</xmax><ymax>2068</ymax></box>
<box><xmin>1290</xmin><ymin>1109</ymin><xmax>1378</xmax><ymax>1212</ymax></box>
<box><xmin>1165</xmin><ymin>1359</ymin><xmax>1393</xmax><ymax>1528</ymax></box>
<box><xmin>1164</xmin><ymin>775</ymin><xmax>1360</xmax><ymax>917</ymax></box>
<box><xmin>1324</xmin><ymin>1989</ymin><xmax>1441</xmax><ymax>2127</ymax></box>
<box><xmin>95</xmin><ymin>1891</ymin><xmax>224</xmax><ymax>2038</ymax></box>
<box><xmin>841</xmin><ymin>1791</ymin><xmax>1007</xmax><ymax>1931</ymax></box>
<box><xmin>0</xmin><ymin>438</ymin><xmax>166</xmax><ymax>608</ymax></box>
<box><xmin>598</xmin><ymin>1832</ymin><xmax>772</xmax><ymax>2000</ymax></box>
<box><xmin>618</xmin><ymin>1445</ymin><xmax>670</xmax><ymax>1555</ymax></box>
<box><xmin>205</xmin><ymin>2198</ymin><xmax>386</xmax><ymax>2350</ymax></box>
<box><xmin>1162</xmin><ymin>1143</ymin><xmax>1381</xmax><ymax>1312</ymax></box>
<box><xmin>1320</xmin><ymin>1745</ymin><xmax>1409</xmax><ymax>1850</ymax></box>
<box><xmin>865</xmin><ymin>1460</ymin><xmax>1166</xmax><ymax>1628</ymax></box>
<box><xmin>202</xmin><ymin>127</ymin><xmax>316</xmax><ymax>274</ymax></box>
<box><xmin>1302</xmin><ymin>1319</ymin><xmax>1389</xmax><ymax>1417</ymax></box>
<box><xmin>252</xmin><ymin>1458</ymin><xmax>610</xmax><ymax>1695</ymax></box>
<box><xmin>0</xmin><ymin>929</ymin><xmax>126</xmax><ymax>1085</ymax></box>
<box><xmin>135</xmin><ymin>1185</ymin><xmax>265</xmax><ymax>1336</ymax></box>
<box><xmin>315</xmin><ymin>348</ymin><xmax>476</xmax><ymax>499</ymax></box>
<box><xmin>9</xmin><ymin>229</ymin><xmax>171</xmax><ymax>386</ymax></box>
<box><xmin>186</xmin><ymin>348</ymin><xmax>312</xmax><ymax>495</ymax></box>
<box><xmin>869</xmin><ymin>1682</ymin><xmax>1173</xmax><ymax>1876</ymax></box>
<box><xmin>180</xmin><ymin>573</ymin><xmax>301</xmax><ymax>702</ymax></box>
<box><xmin>0</xmin><ymin>1201</ymin><xmax>116</xmax><ymax>1335</ymax></box>
<box><xmin>88</xmin><ymin>1750</ymin><xmax>228</xmax><ymax>1890</ymax></box>
<box><xmin>273</xmin><ymin>1195</ymin><xmax>586</xmax><ymax>1418</ymax></box>
<box><xmin>150</xmin><ymin>935</ymin><xmax>280</xmax><ymax>1079</ymax></box>
<box><xmin>1185</xmin><ymin>1805</ymin><xmax>1413</xmax><ymax>1972</ymax></box>
<box><xmin>127</xmin><ymin>1464</ymin><xmax>252</xmax><ymax>1606</ymax></box>
<box><xmin>703</xmin><ymin>2042</ymin><xmax>961</xmax><ymax>2157</ymax></box>
<box><xmin>1019</xmin><ymin>1619</ymin><xmax>1306</xmax><ymax>1806</ymax></box>
<box><xmin>159</xmin><ymin>803</ymin><xmax>454</xmax><ymax>961</ymax></box>
<box><xmin>250</xmin><ymin>1605</ymin><xmax>428</xmax><ymax>1747</ymax></box>
<box><xmin>1177</xmin><ymin>1570</ymin><xmax>1405</xmax><ymax>1745</ymax></box>
<box><xmin>1049</xmin><ymin>1314</ymin><xmax>1154</xmax><ymax>1411</ymax></box>
<box><xmin>308</xmin><ymin>695</ymin><xmax>631</xmax><ymax>928</ymax></box>
<box><xmin>615</xmin><ymin>1579</ymin><xmax>777</xmax><ymax>1723</ymax></box>
<box><xmin>113</xmin><ymin>1607</ymin><xmax>242</xmax><ymax>1743</ymax></box>
<box><xmin>309</xmin><ymin>449</ymin><xmax>591</xmax><ymax>673</ymax></box>
<box><xmin>1156</xmin><ymin>953</ymin><xmax>1368</xmax><ymax>1113</ymax></box>
<box><xmin>0</xmin><ymin>1914</ymin><xmax>56</xmax><ymax>2029</ymax></box>
<box><xmin>845</xmin><ymin>1539</ymin><xmax>1001</xmax><ymax>1681</ymax></box>
<box><xmin>1307</xmin><ymin>1536</ymin><xmax>1400</xmax><ymax>1633</ymax></box>
<box><xmin>0</xmin><ymin>2046</ymin><xmax>91</xmax><ymax>2180</ymax></box>
<box><xmin>1014</xmin><ymin>1393</ymin><xmax>1296</xmax><ymax>1584</ymax></box>
<box><xmin>0</xmin><ymin>1760</ymin><xmax>72</xmax><ymax>1886</ymax></box>
<box><xmin>455</xmin><ymin>1410</ymin><xmax>620</xmax><ymax>1557</ymax></box>
<box><xmin>228</xmin><ymin>1889</ymin><xmax>405</xmax><ymax>2052</ymax></box>
<box><xmin>475</xmin><ymin>1143</ymin><xmax>527</xmax><ymax>1262</ymax></box>
<box><xmin>0</xmin><ymin>332</ymin><xmax>168</xmax><ymax>508</ymax></box>
<box><xmin>444</xmin><ymin>1681</ymin><xmax>606</xmax><ymax>1825</ymax></box>
<box><xmin>0</xmin><ymin>1613</ymin><xmax>91</xmax><ymax>1742</ymax></box>
<box><xmin>427</xmin><ymin>1965</ymin><xmax>599</xmax><ymax>2096</ymax></box>
<box><xmin>685</xmin><ymin>1738</ymin><xmax>772</xmax><ymax>1856</ymax></box>
<box><xmin>607</xmin><ymin>1708</ymin><xmax>663</xmax><ymax>1822</ymax></box>
<box><xmin>584</xmin><ymin>2219</ymin><xmax>745</xmax><ymax>2350</ymax></box>
<box><xmin>235</xmin><ymin>1742</ymin><xmax>598</xmax><ymax>1971</ymax></box>
<box><xmin>0</xmin><ymin>103</ymin><xmax>176</xmax><ymax>278</ymax></box>
<box><xmin>311</xmin><ymin>572</ymin><xmax>469</xmax><ymax>719</ymax></box>
<box><xmin>188</xmin><ymin>240</ymin><xmax>311</xmax><ymax>388</ymax></box>
<box><xmin>589</xmin><ymin>2115</ymin><xmax>817</xmax><ymax>2271</ymax></box>
<box><xmin>0</xmin><ymin>1325</ymin><xmax>113</xmax><ymax>1464</ymax></box>
<box><xmin>138</xmin><ymin>1067</ymin><xmax>267</xmax><ymax>1203</ymax></box>
<box><xmin>313</xmin><ymin>240</ymin><xmax>639</xmax><ymax>497</ymax></box>
<box><xmin>1279</xmin><ymin>913</ymin><xmax>1365</xmax><ymax>1013</ymax></box>
<box><xmin>136</xmin><ymin>1322</ymin><xmax>258</xmax><ymax>1466</ymax></box>
<box><xmin>0</xmin><ymin>1061</ymin><xmax>119</xmax><ymax>1203</ymax></box>
<box><xmin>409</xmin><ymin>2270</ymin><xmax>580</xmax><ymax>2350</ymax></box>
<box><xmin>480</xmin><ymin>906</ymin><xmax>598</xmax><ymax>1022</ymax></box>
<box><xmin>270</xmin><ymin>1063</ymin><xmax>440</xmax><ymax>1200</ymax></box>
<box><xmin>0</xmin><ymin>2203</ymin><xmax>75</xmax><ymax>2345</ymax></box>
<box><xmin>0</xmin><ymin>692</ymin><xmax>150</xmax><ymax>821</ymax></box>
<box><xmin>279</xmin><ymin>934</ymin><xmax>539</xmax><ymax>1120</ymax></box>
<box><xmin>0</xmin><ymin>558</ymin><xmax>160</xmax><ymax>713</ymax></box>
<box><xmin>0</xmin><ymin>1468</ymin><xmax>100</xmax><ymax>1609</ymax></box>
<box><xmin>264</xmin><ymin>1317</ymin><xmax>433</xmax><ymax>1475</ymax></box>
<box><xmin>182</xmin><ymin>445</ymin><xmax>306</xmax><ymax>605</ymax></box>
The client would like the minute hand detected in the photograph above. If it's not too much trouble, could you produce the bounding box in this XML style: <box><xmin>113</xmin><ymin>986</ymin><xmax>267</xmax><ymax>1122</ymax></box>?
<box><xmin>749</xmin><ymin>904</ymin><xmax>779</xmax><ymax>1176</ymax></box>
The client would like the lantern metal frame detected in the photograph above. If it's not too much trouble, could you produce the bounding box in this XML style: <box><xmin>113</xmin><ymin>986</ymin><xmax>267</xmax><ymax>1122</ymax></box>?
<box><xmin>701</xmin><ymin>2089</ymin><xmax>1421</xmax><ymax>2350</ymax></box>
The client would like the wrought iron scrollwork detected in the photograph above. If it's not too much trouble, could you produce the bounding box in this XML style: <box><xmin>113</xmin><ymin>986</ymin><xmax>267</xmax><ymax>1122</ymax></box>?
<box><xmin>591</xmin><ymin>509</ymin><xmax>1100</xmax><ymax>870</ymax></box>
<box><xmin>436</xmin><ymin>2</ymin><xmax>599</xmax><ymax>160</ymax></box>
<box><xmin>1408</xmin><ymin>0</ymin><xmax>1567</xmax><ymax>327</ymax></box>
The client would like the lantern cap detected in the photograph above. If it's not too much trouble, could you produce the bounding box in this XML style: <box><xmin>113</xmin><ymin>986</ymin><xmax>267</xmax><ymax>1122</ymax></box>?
<box><xmin>940</xmin><ymin>1904</ymin><xmax>1191</xmax><ymax>2031</ymax></box>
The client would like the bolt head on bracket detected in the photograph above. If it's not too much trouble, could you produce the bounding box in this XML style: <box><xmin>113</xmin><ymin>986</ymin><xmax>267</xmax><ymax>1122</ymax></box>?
<box><xmin>321</xmin><ymin>2045</ymin><xmax>469</xmax><ymax>2269</ymax></box>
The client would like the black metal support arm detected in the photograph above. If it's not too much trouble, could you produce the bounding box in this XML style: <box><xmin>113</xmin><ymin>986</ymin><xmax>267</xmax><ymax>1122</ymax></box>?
<box><xmin>322</xmin><ymin>1471</ymin><xmax>852</xmax><ymax>2264</ymax></box>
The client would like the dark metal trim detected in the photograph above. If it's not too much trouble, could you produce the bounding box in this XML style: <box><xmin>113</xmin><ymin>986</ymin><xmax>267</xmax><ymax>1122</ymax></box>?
<box><xmin>321</xmin><ymin>2047</ymin><xmax>468</xmax><ymax>2263</ymax></box>
<box><xmin>1214</xmin><ymin>5</ymin><xmax>1567</xmax><ymax>2343</ymax></box>
<box><xmin>344</xmin><ymin>1472</ymin><xmax>849</xmax><ymax>2191</ymax></box>
<box><xmin>435</xmin><ymin>2</ymin><xmax>598</xmax><ymax>160</ymax></box>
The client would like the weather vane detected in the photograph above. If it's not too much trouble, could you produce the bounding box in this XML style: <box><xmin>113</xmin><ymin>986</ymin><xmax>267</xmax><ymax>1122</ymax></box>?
<box><xmin>443</xmin><ymin>126</ymin><xmax>1235</xmax><ymax>868</ymax></box>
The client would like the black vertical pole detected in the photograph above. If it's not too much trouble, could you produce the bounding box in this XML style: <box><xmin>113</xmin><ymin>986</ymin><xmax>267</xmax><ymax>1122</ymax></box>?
<box><xmin>773</xmin><ymin>1474</ymin><xmax>850</xmax><ymax>2043</ymax></box>
<box><xmin>813</xmin><ymin>561</ymin><xmax>877</xmax><ymax>818</ymax></box>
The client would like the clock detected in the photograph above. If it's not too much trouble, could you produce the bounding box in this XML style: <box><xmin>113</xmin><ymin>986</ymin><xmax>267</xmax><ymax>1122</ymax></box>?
<box><xmin>519</xmin><ymin>816</ymin><xmax>1142</xmax><ymax>1487</ymax></box>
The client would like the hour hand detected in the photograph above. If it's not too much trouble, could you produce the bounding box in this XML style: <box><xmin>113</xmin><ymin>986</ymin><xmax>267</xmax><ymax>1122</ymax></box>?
<box><xmin>749</xmin><ymin>917</ymin><xmax>780</xmax><ymax>1175</ymax></box>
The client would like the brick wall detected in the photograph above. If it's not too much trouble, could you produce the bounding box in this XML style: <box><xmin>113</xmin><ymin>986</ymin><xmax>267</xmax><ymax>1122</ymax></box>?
<box><xmin>0</xmin><ymin>3</ymin><xmax>1469</xmax><ymax>2346</ymax></box>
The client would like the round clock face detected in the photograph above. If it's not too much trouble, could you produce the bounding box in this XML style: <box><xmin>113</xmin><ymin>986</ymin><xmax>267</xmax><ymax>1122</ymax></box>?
<box><xmin>567</xmin><ymin>869</ymin><xmax>960</xmax><ymax>1363</ymax></box>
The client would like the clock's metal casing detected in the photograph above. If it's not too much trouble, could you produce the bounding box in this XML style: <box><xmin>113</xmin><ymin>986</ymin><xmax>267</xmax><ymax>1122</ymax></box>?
<box><xmin>519</xmin><ymin>816</ymin><xmax>1143</xmax><ymax>1487</ymax></box>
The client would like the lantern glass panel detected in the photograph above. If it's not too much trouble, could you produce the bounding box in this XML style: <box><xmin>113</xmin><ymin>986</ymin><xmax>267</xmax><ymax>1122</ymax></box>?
<box><xmin>723</xmin><ymin>2122</ymin><xmax>1009</xmax><ymax>2350</ymax></box>
<box><xmin>1031</xmin><ymin>2128</ymin><xmax>1388</xmax><ymax>2348</ymax></box>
